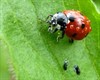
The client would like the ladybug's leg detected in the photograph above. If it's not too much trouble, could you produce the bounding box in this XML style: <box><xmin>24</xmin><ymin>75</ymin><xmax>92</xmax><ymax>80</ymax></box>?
<box><xmin>52</xmin><ymin>28</ymin><xmax>58</xmax><ymax>33</ymax></box>
<box><xmin>69</xmin><ymin>38</ymin><xmax>74</xmax><ymax>43</ymax></box>
<box><xmin>48</xmin><ymin>26</ymin><xmax>52</xmax><ymax>32</ymax></box>
<box><xmin>48</xmin><ymin>26</ymin><xmax>58</xmax><ymax>33</ymax></box>
<box><xmin>57</xmin><ymin>30</ymin><xmax>65</xmax><ymax>42</ymax></box>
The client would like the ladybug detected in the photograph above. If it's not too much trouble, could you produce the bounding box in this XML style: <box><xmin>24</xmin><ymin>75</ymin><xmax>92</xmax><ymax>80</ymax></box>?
<box><xmin>46</xmin><ymin>10</ymin><xmax>91</xmax><ymax>42</ymax></box>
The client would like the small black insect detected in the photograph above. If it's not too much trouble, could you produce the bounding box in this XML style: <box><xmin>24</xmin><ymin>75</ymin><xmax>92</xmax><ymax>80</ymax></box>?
<box><xmin>63</xmin><ymin>60</ymin><xmax>68</xmax><ymax>70</ymax></box>
<box><xmin>74</xmin><ymin>65</ymin><xmax>80</xmax><ymax>75</ymax></box>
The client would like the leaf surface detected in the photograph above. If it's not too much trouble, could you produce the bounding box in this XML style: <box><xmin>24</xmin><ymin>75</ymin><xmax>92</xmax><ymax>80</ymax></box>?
<box><xmin>0</xmin><ymin>0</ymin><xmax>100</xmax><ymax>80</ymax></box>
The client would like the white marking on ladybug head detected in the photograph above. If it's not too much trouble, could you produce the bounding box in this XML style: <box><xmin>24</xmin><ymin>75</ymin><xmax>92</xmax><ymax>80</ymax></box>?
<box><xmin>52</xmin><ymin>13</ymin><xmax>58</xmax><ymax>20</ymax></box>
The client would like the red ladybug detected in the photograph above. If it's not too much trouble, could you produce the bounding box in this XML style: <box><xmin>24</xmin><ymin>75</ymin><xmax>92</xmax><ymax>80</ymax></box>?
<box><xmin>46</xmin><ymin>10</ymin><xmax>91</xmax><ymax>42</ymax></box>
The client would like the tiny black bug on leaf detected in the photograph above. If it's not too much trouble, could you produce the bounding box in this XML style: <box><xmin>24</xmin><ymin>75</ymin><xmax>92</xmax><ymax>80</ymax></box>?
<box><xmin>74</xmin><ymin>65</ymin><xmax>80</xmax><ymax>75</ymax></box>
<box><xmin>63</xmin><ymin>60</ymin><xmax>68</xmax><ymax>70</ymax></box>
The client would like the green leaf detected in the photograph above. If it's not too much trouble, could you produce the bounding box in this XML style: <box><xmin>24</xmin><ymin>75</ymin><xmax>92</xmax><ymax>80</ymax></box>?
<box><xmin>0</xmin><ymin>0</ymin><xmax>100</xmax><ymax>80</ymax></box>
<box><xmin>0</xmin><ymin>39</ymin><xmax>10</xmax><ymax>80</ymax></box>
<box><xmin>91</xmin><ymin>0</ymin><xmax>100</xmax><ymax>13</ymax></box>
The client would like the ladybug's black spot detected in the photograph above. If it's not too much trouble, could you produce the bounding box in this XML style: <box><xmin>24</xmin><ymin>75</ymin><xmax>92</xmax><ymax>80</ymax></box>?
<box><xmin>69</xmin><ymin>16</ymin><xmax>75</xmax><ymax>22</ymax></box>
<box><xmin>81</xmin><ymin>24</ymin><xmax>85</xmax><ymax>29</ymax></box>
<box><xmin>72</xmin><ymin>33</ymin><xmax>77</xmax><ymax>37</ymax></box>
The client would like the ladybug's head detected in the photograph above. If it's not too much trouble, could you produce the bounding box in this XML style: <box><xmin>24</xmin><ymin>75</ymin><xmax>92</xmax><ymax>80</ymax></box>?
<box><xmin>46</xmin><ymin>12</ymin><xmax>68</xmax><ymax>33</ymax></box>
